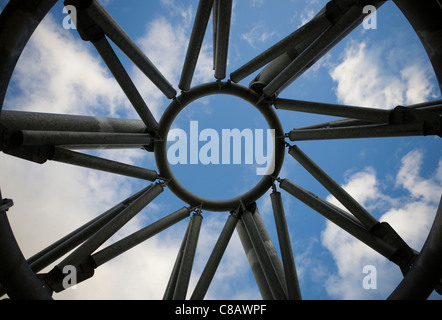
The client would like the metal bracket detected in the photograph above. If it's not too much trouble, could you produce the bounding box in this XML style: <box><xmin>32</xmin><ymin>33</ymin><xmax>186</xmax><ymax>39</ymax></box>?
<box><xmin>0</xmin><ymin>198</ymin><xmax>14</xmax><ymax>213</ymax></box>
<box><xmin>370</xmin><ymin>221</ymin><xmax>417</xmax><ymax>275</ymax></box>
<box><xmin>390</xmin><ymin>106</ymin><xmax>441</xmax><ymax>136</ymax></box>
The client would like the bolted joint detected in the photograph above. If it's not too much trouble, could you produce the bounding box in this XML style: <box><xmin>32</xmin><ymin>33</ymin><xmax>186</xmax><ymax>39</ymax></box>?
<box><xmin>390</xmin><ymin>106</ymin><xmax>441</xmax><ymax>136</ymax></box>
<box><xmin>370</xmin><ymin>222</ymin><xmax>417</xmax><ymax>275</ymax></box>
<box><xmin>64</xmin><ymin>0</ymin><xmax>104</xmax><ymax>42</ymax></box>
<box><xmin>44</xmin><ymin>257</ymin><xmax>95</xmax><ymax>293</ymax></box>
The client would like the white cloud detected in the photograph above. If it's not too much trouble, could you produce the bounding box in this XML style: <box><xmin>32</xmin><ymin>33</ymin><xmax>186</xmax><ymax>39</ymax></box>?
<box><xmin>241</xmin><ymin>24</ymin><xmax>277</xmax><ymax>49</ymax></box>
<box><xmin>5</xmin><ymin>15</ymin><xmax>127</xmax><ymax>117</ymax></box>
<box><xmin>1</xmin><ymin>6</ymin><xmax>254</xmax><ymax>301</ymax></box>
<box><xmin>321</xmin><ymin>149</ymin><xmax>442</xmax><ymax>299</ymax></box>
<box><xmin>330</xmin><ymin>41</ymin><xmax>437</xmax><ymax>109</ymax></box>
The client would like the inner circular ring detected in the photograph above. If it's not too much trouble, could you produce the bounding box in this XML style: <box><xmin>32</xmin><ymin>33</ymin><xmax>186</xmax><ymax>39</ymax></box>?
<box><xmin>154</xmin><ymin>82</ymin><xmax>285</xmax><ymax>212</ymax></box>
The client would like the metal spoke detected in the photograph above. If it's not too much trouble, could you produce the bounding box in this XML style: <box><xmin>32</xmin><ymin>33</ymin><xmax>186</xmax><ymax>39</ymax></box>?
<box><xmin>214</xmin><ymin>0</ymin><xmax>232</xmax><ymax>80</ymax></box>
<box><xmin>179</xmin><ymin>0</ymin><xmax>215</xmax><ymax>91</ymax></box>
<box><xmin>270</xmin><ymin>188</ymin><xmax>302</xmax><ymax>300</ymax></box>
<box><xmin>173</xmin><ymin>212</ymin><xmax>203</xmax><ymax>300</ymax></box>
<box><xmin>0</xmin><ymin>110</ymin><xmax>146</xmax><ymax>134</ymax></box>
<box><xmin>262</xmin><ymin>1</ymin><xmax>386</xmax><ymax>98</ymax></box>
<box><xmin>66</xmin><ymin>0</ymin><xmax>177</xmax><ymax>99</ymax></box>
<box><xmin>288</xmin><ymin>122</ymin><xmax>429</xmax><ymax>141</ymax></box>
<box><xmin>191</xmin><ymin>210</ymin><xmax>239</xmax><ymax>300</ymax></box>
<box><xmin>278</xmin><ymin>178</ymin><xmax>396</xmax><ymax>259</ymax></box>
<box><xmin>50</xmin><ymin>147</ymin><xmax>158</xmax><ymax>181</ymax></box>
<box><xmin>240</xmin><ymin>207</ymin><xmax>287</xmax><ymax>300</ymax></box>
<box><xmin>27</xmin><ymin>188</ymin><xmax>148</xmax><ymax>273</ymax></box>
<box><xmin>92</xmin><ymin>36</ymin><xmax>159</xmax><ymax>132</ymax></box>
<box><xmin>9</xmin><ymin>130</ymin><xmax>152</xmax><ymax>150</ymax></box>
<box><xmin>274</xmin><ymin>98</ymin><xmax>391</xmax><ymax>123</ymax></box>
<box><xmin>91</xmin><ymin>207</ymin><xmax>191</xmax><ymax>267</ymax></box>
<box><xmin>164</xmin><ymin>222</ymin><xmax>191</xmax><ymax>300</ymax></box>
<box><xmin>44</xmin><ymin>183</ymin><xmax>164</xmax><ymax>293</ymax></box>
<box><xmin>293</xmin><ymin>100</ymin><xmax>442</xmax><ymax>131</ymax></box>
<box><xmin>230</xmin><ymin>7</ymin><xmax>332</xmax><ymax>85</ymax></box>
<box><xmin>287</xmin><ymin>145</ymin><xmax>379</xmax><ymax>229</ymax></box>
<box><xmin>236</xmin><ymin>217</ymin><xmax>273</xmax><ymax>300</ymax></box>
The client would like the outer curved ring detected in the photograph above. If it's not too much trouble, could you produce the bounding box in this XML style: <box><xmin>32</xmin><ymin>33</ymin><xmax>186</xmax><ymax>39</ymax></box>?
<box><xmin>154</xmin><ymin>81</ymin><xmax>285</xmax><ymax>212</ymax></box>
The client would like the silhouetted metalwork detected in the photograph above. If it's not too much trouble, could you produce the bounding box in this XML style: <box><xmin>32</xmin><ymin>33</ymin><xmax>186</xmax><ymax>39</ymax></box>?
<box><xmin>0</xmin><ymin>0</ymin><xmax>441</xmax><ymax>300</ymax></box>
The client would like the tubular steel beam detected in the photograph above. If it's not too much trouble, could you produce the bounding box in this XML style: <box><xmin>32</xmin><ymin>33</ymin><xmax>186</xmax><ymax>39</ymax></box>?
<box><xmin>92</xmin><ymin>36</ymin><xmax>159</xmax><ymax>132</ymax></box>
<box><xmin>0</xmin><ymin>110</ymin><xmax>147</xmax><ymax>133</ymax></box>
<box><xmin>230</xmin><ymin>7</ymin><xmax>332</xmax><ymax>84</ymax></box>
<box><xmin>262</xmin><ymin>1</ymin><xmax>386</xmax><ymax>98</ymax></box>
<box><xmin>274</xmin><ymin>98</ymin><xmax>391</xmax><ymax>123</ymax></box>
<box><xmin>252</xmin><ymin>207</ymin><xmax>288</xmax><ymax>296</ymax></box>
<box><xmin>214</xmin><ymin>0</ymin><xmax>232</xmax><ymax>80</ymax></box>
<box><xmin>68</xmin><ymin>0</ymin><xmax>176</xmax><ymax>99</ymax></box>
<box><xmin>292</xmin><ymin>100</ymin><xmax>442</xmax><ymax>131</ymax></box>
<box><xmin>179</xmin><ymin>0</ymin><xmax>215</xmax><ymax>91</ymax></box>
<box><xmin>288</xmin><ymin>145</ymin><xmax>379</xmax><ymax>229</ymax></box>
<box><xmin>164</xmin><ymin>223</ymin><xmax>190</xmax><ymax>300</ymax></box>
<box><xmin>236</xmin><ymin>218</ymin><xmax>273</xmax><ymax>300</ymax></box>
<box><xmin>11</xmin><ymin>130</ymin><xmax>152</xmax><ymax>149</ymax></box>
<box><xmin>91</xmin><ymin>207</ymin><xmax>191</xmax><ymax>267</ymax></box>
<box><xmin>241</xmin><ymin>209</ymin><xmax>287</xmax><ymax>300</ymax></box>
<box><xmin>54</xmin><ymin>183</ymin><xmax>163</xmax><ymax>272</ymax></box>
<box><xmin>173</xmin><ymin>212</ymin><xmax>203</xmax><ymax>300</ymax></box>
<box><xmin>27</xmin><ymin>188</ymin><xmax>148</xmax><ymax>273</ymax></box>
<box><xmin>191</xmin><ymin>211</ymin><xmax>239</xmax><ymax>300</ymax></box>
<box><xmin>50</xmin><ymin>147</ymin><xmax>158</xmax><ymax>181</ymax></box>
<box><xmin>279</xmin><ymin>179</ymin><xmax>397</xmax><ymax>260</ymax></box>
<box><xmin>288</xmin><ymin>122</ymin><xmax>429</xmax><ymax>141</ymax></box>
<box><xmin>388</xmin><ymin>196</ymin><xmax>442</xmax><ymax>300</ymax></box>
<box><xmin>270</xmin><ymin>190</ymin><xmax>302</xmax><ymax>300</ymax></box>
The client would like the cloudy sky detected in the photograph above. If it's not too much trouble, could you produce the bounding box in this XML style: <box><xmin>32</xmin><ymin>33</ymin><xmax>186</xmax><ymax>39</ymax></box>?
<box><xmin>0</xmin><ymin>0</ymin><xmax>441</xmax><ymax>300</ymax></box>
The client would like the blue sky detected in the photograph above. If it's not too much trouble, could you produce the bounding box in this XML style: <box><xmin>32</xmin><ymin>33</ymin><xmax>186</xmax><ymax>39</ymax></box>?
<box><xmin>0</xmin><ymin>0</ymin><xmax>441</xmax><ymax>300</ymax></box>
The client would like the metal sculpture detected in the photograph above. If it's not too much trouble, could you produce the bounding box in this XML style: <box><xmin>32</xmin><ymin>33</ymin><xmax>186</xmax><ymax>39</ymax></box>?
<box><xmin>0</xmin><ymin>0</ymin><xmax>441</xmax><ymax>300</ymax></box>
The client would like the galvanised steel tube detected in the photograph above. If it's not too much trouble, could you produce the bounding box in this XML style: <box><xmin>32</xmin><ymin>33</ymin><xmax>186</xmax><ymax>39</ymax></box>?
<box><xmin>179</xmin><ymin>0</ymin><xmax>215</xmax><ymax>91</ymax></box>
<box><xmin>262</xmin><ymin>1</ymin><xmax>386</xmax><ymax>98</ymax></box>
<box><xmin>288</xmin><ymin>122</ymin><xmax>426</xmax><ymax>141</ymax></box>
<box><xmin>191</xmin><ymin>212</ymin><xmax>239</xmax><ymax>300</ymax></box>
<box><xmin>72</xmin><ymin>0</ymin><xmax>177</xmax><ymax>99</ymax></box>
<box><xmin>214</xmin><ymin>0</ymin><xmax>232</xmax><ymax>80</ymax></box>
<box><xmin>388</xmin><ymin>197</ymin><xmax>442</xmax><ymax>300</ymax></box>
<box><xmin>173</xmin><ymin>213</ymin><xmax>203</xmax><ymax>300</ymax></box>
<box><xmin>288</xmin><ymin>145</ymin><xmax>379</xmax><ymax>229</ymax></box>
<box><xmin>0</xmin><ymin>110</ymin><xmax>147</xmax><ymax>133</ymax></box>
<box><xmin>279</xmin><ymin>178</ymin><xmax>396</xmax><ymax>260</ymax></box>
<box><xmin>271</xmin><ymin>191</ymin><xmax>302</xmax><ymax>300</ymax></box>
<box><xmin>274</xmin><ymin>98</ymin><xmax>391</xmax><ymax>123</ymax></box>
<box><xmin>236</xmin><ymin>219</ymin><xmax>273</xmax><ymax>300</ymax></box>
<box><xmin>28</xmin><ymin>188</ymin><xmax>148</xmax><ymax>273</ymax></box>
<box><xmin>252</xmin><ymin>207</ymin><xmax>288</xmax><ymax>296</ymax></box>
<box><xmin>92</xmin><ymin>37</ymin><xmax>159</xmax><ymax>132</ymax></box>
<box><xmin>15</xmin><ymin>130</ymin><xmax>153</xmax><ymax>149</ymax></box>
<box><xmin>54</xmin><ymin>183</ymin><xmax>163</xmax><ymax>270</ymax></box>
<box><xmin>50</xmin><ymin>147</ymin><xmax>158</xmax><ymax>181</ymax></box>
<box><xmin>230</xmin><ymin>7</ymin><xmax>331</xmax><ymax>84</ymax></box>
<box><xmin>164</xmin><ymin>223</ymin><xmax>190</xmax><ymax>300</ymax></box>
<box><xmin>91</xmin><ymin>207</ymin><xmax>191</xmax><ymax>267</ymax></box>
<box><xmin>241</xmin><ymin>210</ymin><xmax>287</xmax><ymax>300</ymax></box>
